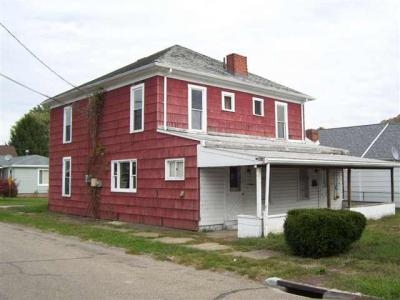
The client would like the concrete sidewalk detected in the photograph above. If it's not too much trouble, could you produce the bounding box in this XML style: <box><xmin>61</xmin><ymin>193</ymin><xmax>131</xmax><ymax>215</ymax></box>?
<box><xmin>0</xmin><ymin>223</ymin><xmax>304</xmax><ymax>300</ymax></box>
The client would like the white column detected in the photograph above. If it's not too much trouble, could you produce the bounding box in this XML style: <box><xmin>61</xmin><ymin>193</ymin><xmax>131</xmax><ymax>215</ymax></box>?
<box><xmin>264</xmin><ymin>163</ymin><xmax>271</xmax><ymax>236</ymax></box>
<box><xmin>256</xmin><ymin>167</ymin><xmax>262</xmax><ymax>218</ymax></box>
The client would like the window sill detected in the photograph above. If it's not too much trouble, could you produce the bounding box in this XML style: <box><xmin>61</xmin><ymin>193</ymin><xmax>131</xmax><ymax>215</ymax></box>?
<box><xmin>111</xmin><ymin>189</ymin><xmax>137</xmax><ymax>193</ymax></box>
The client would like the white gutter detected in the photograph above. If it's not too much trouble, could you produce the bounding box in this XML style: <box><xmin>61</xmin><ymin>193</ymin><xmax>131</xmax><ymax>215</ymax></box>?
<box><xmin>361</xmin><ymin>123</ymin><xmax>389</xmax><ymax>158</ymax></box>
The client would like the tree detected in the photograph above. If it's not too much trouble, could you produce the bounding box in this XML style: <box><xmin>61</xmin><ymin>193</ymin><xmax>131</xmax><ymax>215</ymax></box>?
<box><xmin>381</xmin><ymin>114</ymin><xmax>400</xmax><ymax>124</ymax></box>
<box><xmin>9</xmin><ymin>105</ymin><xmax>50</xmax><ymax>156</ymax></box>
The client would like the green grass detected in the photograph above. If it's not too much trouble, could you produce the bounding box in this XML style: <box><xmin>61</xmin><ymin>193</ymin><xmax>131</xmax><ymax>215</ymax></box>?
<box><xmin>1</xmin><ymin>198</ymin><xmax>399</xmax><ymax>299</ymax></box>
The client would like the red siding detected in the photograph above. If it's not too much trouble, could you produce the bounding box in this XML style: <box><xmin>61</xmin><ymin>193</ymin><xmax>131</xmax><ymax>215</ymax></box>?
<box><xmin>164</xmin><ymin>78</ymin><xmax>303</xmax><ymax>139</ymax></box>
<box><xmin>49</xmin><ymin>76</ymin><xmax>200</xmax><ymax>230</ymax></box>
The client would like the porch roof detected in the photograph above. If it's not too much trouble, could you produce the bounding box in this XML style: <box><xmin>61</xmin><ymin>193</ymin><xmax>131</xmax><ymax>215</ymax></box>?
<box><xmin>158</xmin><ymin>129</ymin><xmax>399</xmax><ymax>169</ymax></box>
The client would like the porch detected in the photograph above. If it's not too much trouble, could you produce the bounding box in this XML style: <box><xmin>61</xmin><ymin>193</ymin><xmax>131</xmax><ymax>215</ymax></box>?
<box><xmin>197</xmin><ymin>139</ymin><xmax>398</xmax><ymax>238</ymax></box>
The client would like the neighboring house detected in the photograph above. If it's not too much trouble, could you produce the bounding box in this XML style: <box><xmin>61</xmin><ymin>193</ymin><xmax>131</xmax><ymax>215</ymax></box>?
<box><xmin>43</xmin><ymin>45</ymin><xmax>398</xmax><ymax>237</ymax></box>
<box><xmin>317</xmin><ymin>124</ymin><xmax>400</xmax><ymax>207</ymax></box>
<box><xmin>0</xmin><ymin>145</ymin><xmax>17</xmax><ymax>156</ymax></box>
<box><xmin>0</xmin><ymin>155</ymin><xmax>49</xmax><ymax>196</ymax></box>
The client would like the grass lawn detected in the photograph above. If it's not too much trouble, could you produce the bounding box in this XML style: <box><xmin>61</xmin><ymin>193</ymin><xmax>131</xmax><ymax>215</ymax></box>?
<box><xmin>0</xmin><ymin>197</ymin><xmax>399</xmax><ymax>299</ymax></box>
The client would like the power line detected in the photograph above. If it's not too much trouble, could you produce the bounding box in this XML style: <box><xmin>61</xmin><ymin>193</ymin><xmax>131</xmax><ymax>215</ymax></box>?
<box><xmin>0</xmin><ymin>21</ymin><xmax>88</xmax><ymax>97</ymax></box>
<box><xmin>0</xmin><ymin>21</ymin><xmax>78</xmax><ymax>89</ymax></box>
<box><xmin>0</xmin><ymin>72</ymin><xmax>52</xmax><ymax>99</ymax></box>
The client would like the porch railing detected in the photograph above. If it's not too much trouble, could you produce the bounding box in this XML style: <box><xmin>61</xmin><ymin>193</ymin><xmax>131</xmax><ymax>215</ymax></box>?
<box><xmin>343</xmin><ymin>191</ymin><xmax>400</xmax><ymax>203</ymax></box>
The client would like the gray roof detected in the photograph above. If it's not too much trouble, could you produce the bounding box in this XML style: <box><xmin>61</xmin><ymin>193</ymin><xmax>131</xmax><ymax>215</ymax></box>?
<box><xmin>319</xmin><ymin>124</ymin><xmax>400</xmax><ymax>160</ymax></box>
<box><xmin>62</xmin><ymin>45</ymin><xmax>310</xmax><ymax>98</ymax></box>
<box><xmin>0</xmin><ymin>155</ymin><xmax>49</xmax><ymax>167</ymax></box>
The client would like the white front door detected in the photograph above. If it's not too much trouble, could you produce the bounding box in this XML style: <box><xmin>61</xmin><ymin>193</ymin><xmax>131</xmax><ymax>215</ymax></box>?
<box><xmin>225</xmin><ymin>167</ymin><xmax>243</xmax><ymax>224</ymax></box>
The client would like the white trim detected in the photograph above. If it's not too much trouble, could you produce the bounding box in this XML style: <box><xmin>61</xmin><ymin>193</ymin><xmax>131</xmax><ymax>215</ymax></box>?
<box><xmin>62</xmin><ymin>157</ymin><xmax>71</xmax><ymax>197</ymax></box>
<box><xmin>37</xmin><ymin>168</ymin><xmax>49</xmax><ymax>186</ymax></box>
<box><xmin>256</xmin><ymin>167</ymin><xmax>262</xmax><ymax>218</ymax></box>
<box><xmin>163</xmin><ymin>76</ymin><xmax>167</xmax><ymax>130</ymax></box>
<box><xmin>252</xmin><ymin>97</ymin><xmax>264</xmax><ymax>116</ymax></box>
<box><xmin>130</xmin><ymin>83</ymin><xmax>145</xmax><ymax>133</ymax></box>
<box><xmin>110</xmin><ymin>159</ymin><xmax>137</xmax><ymax>193</ymax></box>
<box><xmin>361</xmin><ymin>123</ymin><xmax>389</xmax><ymax>158</ymax></box>
<box><xmin>165</xmin><ymin>158</ymin><xmax>185</xmax><ymax>181</ymax></box>
<box><xmin>221</xmin><ymin>91</ymin><xmax>235</xmax><ymax>112</ymax></box>
<box><xmin>63</xmin><ymin>106</ymin><xmax>72</xmax><ymax>143</ymax></box>
<box><xmin>301</xmin><ymin>103</ymin><xmax>305</xmax><ymax>141</ymax></box>
<box><xmin>275</xmin><ymin>101</ymin><xmax>288</xmax><ymax>139</ymax></box>
<box><xmin>188</xmin><ymin>84</ymin><xmax>207</xmax><ymax>132</ymax></box>
<box><xmin>7</xmin><ymin>165</ymin><xmax>49</xmax><ymax>168</ymax></box>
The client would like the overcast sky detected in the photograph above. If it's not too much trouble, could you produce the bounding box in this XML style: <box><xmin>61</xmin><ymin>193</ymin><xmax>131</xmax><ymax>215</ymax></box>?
<box><xmin>1</xmin><ymin>0</ymin><xmax>399</xmax><ymax>144</ymax></box>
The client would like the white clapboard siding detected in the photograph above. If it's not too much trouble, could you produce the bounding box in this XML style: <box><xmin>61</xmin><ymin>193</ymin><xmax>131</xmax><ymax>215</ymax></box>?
<box><xmin>199</xmin><ymin>168</ymin><xmax>226</xmax><ymax>226</ymax></box>
<box><xmin>269</xmin><ymin>168</ymin><xmax>327</xmax><ymax>215</ymax></box>
<box><xmin>343</xmin><ymin>168</ymin><xmax>400</xmax><ymax>205</ymax></box>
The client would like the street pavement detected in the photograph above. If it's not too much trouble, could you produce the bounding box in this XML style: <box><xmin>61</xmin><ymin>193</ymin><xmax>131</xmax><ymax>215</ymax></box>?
<box><xmin>0</xmin><ymin>223</ymin><xmax>304</xmax><ymax>299</ymax></box>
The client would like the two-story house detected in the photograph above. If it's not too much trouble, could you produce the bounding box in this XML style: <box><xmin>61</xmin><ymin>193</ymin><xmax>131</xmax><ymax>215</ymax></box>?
<box><xmin>44</xmin><ymin>45</ymin><xmax>397</xmax><ymax>237</ymax></box>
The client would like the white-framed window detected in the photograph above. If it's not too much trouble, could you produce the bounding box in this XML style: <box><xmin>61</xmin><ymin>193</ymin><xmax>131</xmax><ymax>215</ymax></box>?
<box><xmin>188</xmin><ymin>84</ymin><xmax>207</xmax><ymax>132</ymax></box>
<box><xmin>62</xmin><ymin>157</ymin><xmax>71</xmax><ymax>197</ymax></box>
<box><xmin>38</xmin><ymin>169</ymin><xmax>49</xmax><ymax>186</ymax></box>
<box><xmin>63</xmin><ymin>106</ymin><xmax>72</xmax><ymax>143</ymax></box>
<box><xmin>130</xmin><ymin>83</ymin><xmax>145</xmax><ymax>133</ymax></box>
<box><xmin>165</xmin><ymin>158</ymin><xmax>185</xmax><ymax>181</ymax></box>
<box><xmin>221</xmin><ymin>91</ymin><xmax>235</xmax><ymax>112</ymax></box>
<box><xmin>275</xmin><ymin>101</ymin><xmax>288</xmax><ymax>139</ymax></box>
<box><xmin>111</xmin><ymin>159</ymin><xmax>137</xmax><ymax>192</ymax></box>
<box><xmin>252</xmin><ymin>97</ymin><xmax>264</xmax><ymax>116</ymax></box>
<box><xmin>298</xmin><ymin>168</ymin><xmax>310</xmax><ymax>200</ymax></box>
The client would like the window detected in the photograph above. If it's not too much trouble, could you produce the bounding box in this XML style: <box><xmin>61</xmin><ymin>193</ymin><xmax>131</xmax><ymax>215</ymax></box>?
<box><xmin>221</xmin><ymin>91</ymin><xmax>235</xmax><ymax>112</ymax></box>
<box><xmin>275</xmin><ymin>102</ymin><xmax>288</xmax><ymax>139</ymax></box>
<box><xmin>229</xmin><ymin>166</ymin><xmax>241</xmax><ymax>191</ymax></box>
<box><xmin>165</xmin><ymin>158</ymin><xmax>185</xmax><ymax>181</ymax></box>
<box><xmin>252</xmin><ymin>98</ymin><xmax>264</xmax><ymax>116</ymax></box>
<box><xmin>188</xmin><ymin>84</ymin><xmax>207</xmax><ymax>131</ymax></box>
<box><xmin>63</xmin><ymin>106</ymin><xmax>72</xmax><ymax>143</ymax></box>
<box><xmin>38</xmin><ymin>169</ymin><xmax>49</xmax><ymax>186</ymax></box>
<box><xmin>62</xmin><ymin>157</ymin><xmax>71</xmax><ymax>197</ymax></box>
<box><xmin>299</xmin><ymin>168</ymin><xmax>310</xmax><ymax>200</ymax></box>
<box><xmin>111</xmin><ymin>159</ymin><xmax>137</xmax><ymax>192</ymax></box>
<box><xmin>130</xmin><ymin>83</ymin><xmax>144</xmax><ymax>132</ymax></box>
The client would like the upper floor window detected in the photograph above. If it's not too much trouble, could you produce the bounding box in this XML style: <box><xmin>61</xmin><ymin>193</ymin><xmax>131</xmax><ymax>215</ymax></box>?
<box><xmin>188</xmin><ymin>84</ymin><xmax>207</xmax><ymax>132</ymax></box>
<box><xmin>275</xmin><ymin>102</ymin><xmax>288</xmax><ymax>139</ymax></box>
<box><xmin>252</xmin><ymin>97</ymin><xmax>264</xmax><ymax>116</ymax></box>
<box><xmin>62</xmin><ymin>157</ymin><xmax>71</xmax><ymax>197</ymax></box>
<box><xmin>111</xmin><ymin>159</ymin><xmax>137</xmax><ymax>192</ymax></box>
<box><xmin>165</xmin><ymin>158</ymin><xmax>185</xmax><ymax>181</ymax></box>
<box><xmin>38</xmin><ymin>169</ymin><xmax>49</xmax><ymax>186</ymax></box>
<box><xmin>221</xmin><ymin>91</ymin><xmax>235</xmax><ymax>112</ymax></box>
<box><xmin>130</xmin><ymin>83</ymin><xmax>144</xmax><ymax>133</ymax></box>
<box><xmin>63</xmin><ymin>106</ymin><xmax>72</xmax><ymax>143</ymax></box>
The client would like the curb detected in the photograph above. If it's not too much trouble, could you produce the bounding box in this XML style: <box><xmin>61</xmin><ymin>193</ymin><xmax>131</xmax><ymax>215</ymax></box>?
<box><xmin>265</xmin><ymin>277</ymin><xmax>379</xmax><ymax>299</ymax></box>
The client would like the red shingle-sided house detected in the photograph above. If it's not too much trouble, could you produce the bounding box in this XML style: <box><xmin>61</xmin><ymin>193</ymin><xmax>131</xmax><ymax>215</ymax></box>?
<box><xmin>44</xmin><ymin>45</ymin><xmax>398</xmax><ymax>237</ymax></box>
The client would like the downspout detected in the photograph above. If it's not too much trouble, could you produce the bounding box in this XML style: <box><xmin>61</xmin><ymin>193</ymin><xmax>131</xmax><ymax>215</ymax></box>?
<box><xmin>163</xmin><ymin>68</ymin><xmax>172</xmax><ymax>130</ymax></box>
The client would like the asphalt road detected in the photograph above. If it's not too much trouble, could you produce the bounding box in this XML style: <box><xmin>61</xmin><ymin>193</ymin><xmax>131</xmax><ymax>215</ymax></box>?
<box><xmin>0</xmin><ymin>223</ymin><xmax>304</xmax><ymax>300</ymax></box>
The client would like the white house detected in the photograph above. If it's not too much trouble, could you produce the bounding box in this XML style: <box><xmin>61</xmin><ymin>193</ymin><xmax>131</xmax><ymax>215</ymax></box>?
<box><xmin>0</xmin><ymin>155</ymin><xmax>49</xmax><ymax>196</ymax></box>
<box><xmin>318</xmin><ymin>123</ymin><xmax>400</xmax><ymax>208</ymax></box>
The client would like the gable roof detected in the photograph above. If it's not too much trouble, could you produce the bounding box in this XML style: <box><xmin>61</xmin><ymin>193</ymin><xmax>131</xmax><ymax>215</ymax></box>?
<box><xmin>319</xmin><ymin>124</ymin><xmax>400</xmax><ymax>160</ymax></box>
<box><xmin>0</xmin><ymin>155</ymin><xmax>49</xmax><ymax>167</ymax></box>
<box><xmin>0</xmin><ymin>145</ymin><xmax>17</xmax><ymax>156</ymax></box>
<box><xmin>44</xmin><ymin>45</ymin><xmax>313</xmax><ymax>106</ymax></box>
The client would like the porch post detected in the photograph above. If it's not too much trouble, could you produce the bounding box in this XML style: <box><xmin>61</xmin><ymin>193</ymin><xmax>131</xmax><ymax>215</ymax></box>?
<box><xmin>256</xmin><ymin>167</ymin><xmax>262</xmax><ymax>218</ymax></box>
<box><xmin>347</xmin><ymin>168</ymin><xmax>352</xmax><ymax>208</ymax></box>
<box><xmin>326</xmin><ymin>168</ymin><xmax>331</xmax><ymax>208</ymax></box>
<box><xmin>390</xmin><ymin>168</ymin><xmax>394</xmax><ymax>203</ymax></box>
<box><xmin>264</xmin><ymin>163</ymin><xmax>270</xmax><ymax>236</ymax></box>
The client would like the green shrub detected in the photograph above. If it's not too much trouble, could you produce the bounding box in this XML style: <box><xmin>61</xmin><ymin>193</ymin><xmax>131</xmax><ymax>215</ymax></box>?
<box><xmin>284</xmin><ymin>208</ymin><xmax>366</xmax><ymax>258</ymax></box>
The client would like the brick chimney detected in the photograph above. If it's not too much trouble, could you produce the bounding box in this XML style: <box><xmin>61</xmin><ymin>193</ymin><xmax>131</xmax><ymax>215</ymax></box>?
<box><xmin>226</xmin><ymin>53</ymin><xmax>248</xmax><ymax>76</ymax></box>
<box><xmin>306</xmin><ymin>129</ymin><xmax>319</xmax><ymax>142</ymax></box>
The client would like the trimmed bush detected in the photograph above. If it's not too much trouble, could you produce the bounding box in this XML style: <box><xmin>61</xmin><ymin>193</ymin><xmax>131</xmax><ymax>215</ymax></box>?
<box><xmin>0</xmin><ymin>178</ymin><xmax>18</xmax><ymax>197</ymax></box>
<box><xmin>284</xmin><ymin>208</ymin><xmax>366</xmax><ymax>258</ymax></box>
